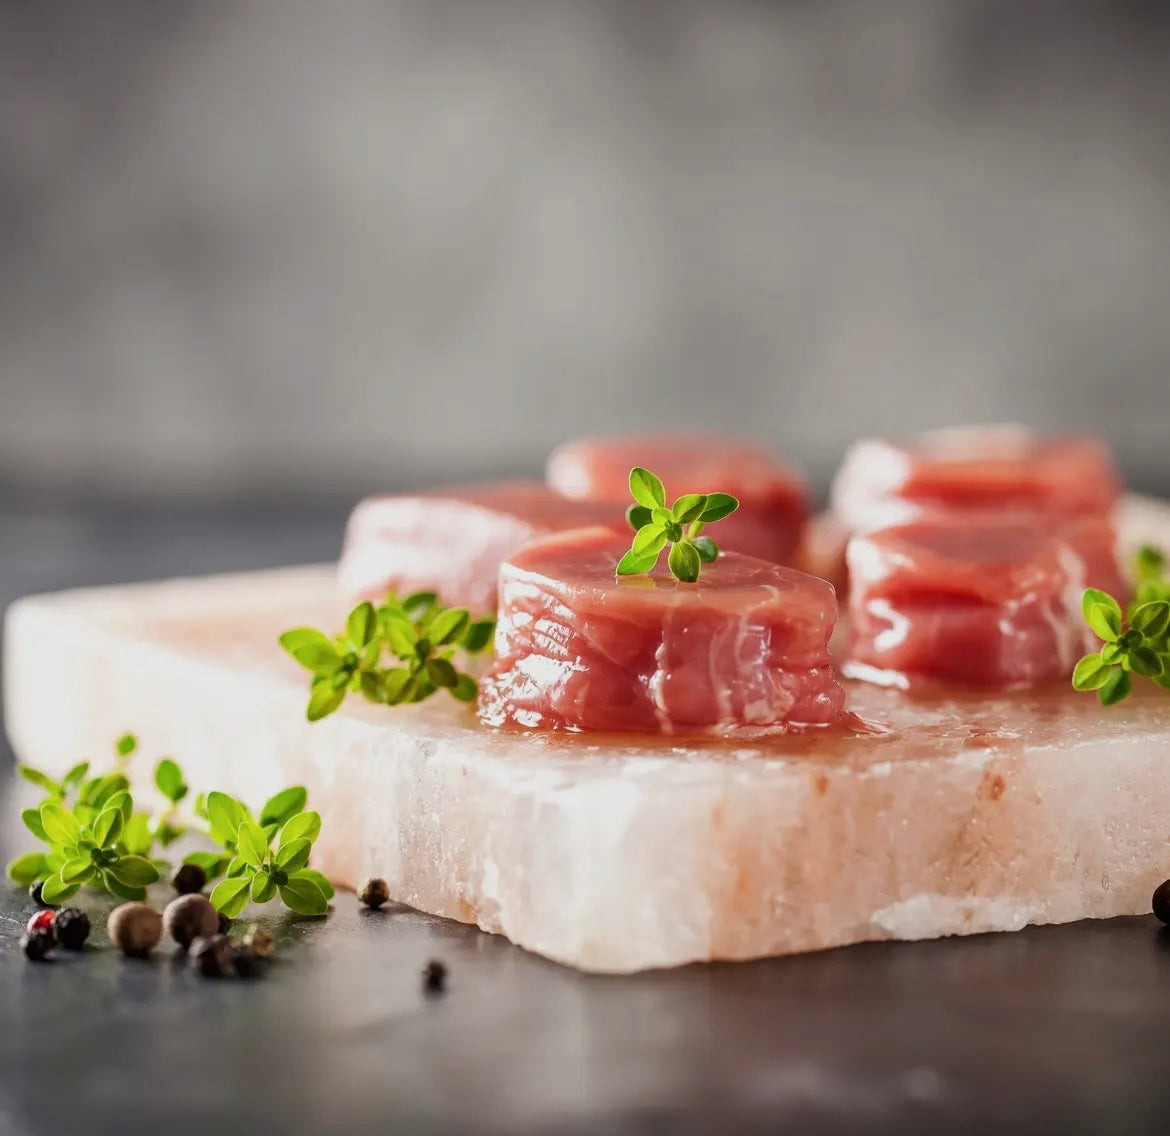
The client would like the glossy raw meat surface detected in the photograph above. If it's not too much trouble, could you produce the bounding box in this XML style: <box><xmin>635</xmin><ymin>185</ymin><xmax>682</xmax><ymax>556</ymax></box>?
<box><xmin>546</xmin><ymin>433</ymin><xmax>809</xmax><ymax>564</ymax></box>
<box><xmin>845</xmin><ymin>512</ymin><xmax>1126</xmax><ymax>689</ymax></box>
<box><xmin>831</xmin><ymin>426</ymin><xmax>1121</xmax><ymax>532</ymax></box>
<box><xmin>338</xmin><ymin>481</ymin><xmax>621</xmax><ymax>611</ymax></box>
<box><xmin>479</xmin><ymin>526</ymin><xmax>845</xmax><ymax>734</ymax></box>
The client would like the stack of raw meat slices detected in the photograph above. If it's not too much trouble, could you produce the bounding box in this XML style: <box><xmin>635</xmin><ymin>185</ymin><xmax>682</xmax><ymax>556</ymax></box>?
<box><xmin>832</xmin><ymin>426</ymin><xmax>1126</xmax><ymax>689</ymax></box>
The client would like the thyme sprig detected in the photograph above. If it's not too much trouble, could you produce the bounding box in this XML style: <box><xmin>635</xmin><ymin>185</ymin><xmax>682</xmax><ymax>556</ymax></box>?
<box><xmin>616</xmin><ymin>467</ymin><xmax>739</xmax><ymax>583</ymax></box>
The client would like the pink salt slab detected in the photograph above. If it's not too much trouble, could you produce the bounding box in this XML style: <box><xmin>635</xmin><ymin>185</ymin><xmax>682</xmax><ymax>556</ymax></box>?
<box><xmin>339</xmin><ymin>481</ymin><xmax>622</xmax><ymax>612</ymax></box>
<box><xmin>4</xmin><ymin>496</ymin><xmax>1170</xmax><ymax>974</ymax></box>
<box><xmin>546</xmin><ymin>433</ymin><xmax>809</xmax><ymax>565</ymax></box>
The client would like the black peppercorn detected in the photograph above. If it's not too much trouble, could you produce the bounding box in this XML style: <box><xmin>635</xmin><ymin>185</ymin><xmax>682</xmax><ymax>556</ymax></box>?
<box><xmin>217</xmin><ymin>912</ymin><xmax>231</xmax><ymax>936</ymax></box>
<box><xmin>422</xmin><ymin>959</ymin><xmax>447</xmax><ymax>995</ymax></box>
<box><xmin>172</xmin><ymin>863</ymin><xmax>207</xmax><ymax>896</ymax></box>
<box><xmin>358</xmin><ymin>878</ymin><xmax>390</xmax><ymax>909</ymax></box>
<box><xmin>189</xmin><ymin>934</ymin><xmax>233</xmax><ymax>978</ymax></box>
<box><xmin>52</xmin><ymin>907</ymin><xmax>91</xmax><ymax>951</ymax></box>
<box><xmin>163</xmin><ymin>894</ymin><xmax>220</xmax><ymax>951</ymax></box>
<box><xmin>22</xmin><ymin>928</ymin><xmax>54</xmax><ymax>962</ymax></box>
<box><xmin>230</xmin><ymin>944</ymin><xmax>263</xmax><ymax>979</ymax></box>
<box><xmin>1152</xmin><ymin>880</ymin><xmax>1170</xmax><ymax>924</ymax></box>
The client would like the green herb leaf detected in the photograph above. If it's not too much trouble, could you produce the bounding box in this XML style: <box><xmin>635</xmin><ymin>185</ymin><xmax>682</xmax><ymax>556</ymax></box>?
<box><xmin>102</xmin><ymin>873</ymin><xmax>147</xmax><ymax>902</ymax></box>
<box><xmin>18</xmin><ymin>765</ymin><xmax>60</xmax><ymax>797</ymax></box>
<box><xmin>429</xmin><ymin>608</ymin><xmax>470</xmax><ymax>647</ymax></box>
<box><xmin>307</xmin><ymin>681</ymin><xmax>347</xmax><ymax>722</ymax></box>
<box><xmin>1099</xmin><ymin>667</ymin><xmax>1133</xmax><ymax>706</ymax></box>
<box><xmin>88</xmin><ymin>775</ymin><xmax>130</xmax><ymax>810</ymax></box>
<box><xmin>1085</xmin><ymin>602</ymin><xmax>1122</xmax><ymax>642</ymax></box>
<box><xmin>279</xmin><ymin>810</ymin><xmax>321</xmax><ymax>847</ymax></box>
<box><xmin>1082</xmin><ymin>589</ymin><xmax>1122</xmax><ymax>635</ymax></box>
<box><xmin>668</xmin><ymin>541</ymin><xmax>701</xmax><ymax>583</ymax></box>
<box><xmin>346</xmin><ymin>602</ymin><xmax>377</xmax><ymax>648</ymax></box>
<box><xmin>6</xmin><ymin>852</ymin><xmax>47</xmax><ymax>886</ymax></box>
<box><xmin>210</xmin><ymin>874</ymin><xmax>252</xmax><ymax>918</ymax></box>
<box><xmin>692</xmin><ymin>536</ymin><xmax>719</xmax><ymax>563</ymax></box>
<box><xmin>154</xmin><ymin>759</ymin><xmax>187</xmax><ymax>803</ymax></box>
<box><xmin>1137</xmin><ymin>545</ymin><xmax>1166</xmax><ymax>579</ymax></box>
<box><xmin>122</xmin><ymin>813</ymin><xmax>154</xmax><ymax>857</ymax></box>
<box><xmin>62</xmin><ymin>762</ymin><xmax>90</xmax><ymax>789</ymax></box>
<box><xmin>631</xmin><ymin>524</ymin><xmax>669</xmax><ymax>559</ymax></box>
<box><xmin>236</xmin><ymin>820</ymin><xmax>270</xmax><ymax>868</ymax></box>
<box><xmin>1071</xmin><ymin>653</ymin><xmax>1113</xmax><ymax>691</ymax></box>
<box><xmin>462</xmin><ymin>619</ymin><xmax>495</xmax><ymax>654</ymax></box>
<box><xmin>21</xmin><ymin>807</ymin><xmax>48</xmax><ymax>842</ymax></box>
<box><xmin>1128</xmin><ymin>645</ymin><xmax>1164</xmax><ymax>678</ymax></box>
<box><xmin>296</xmin><ymin>868</ymin><xmax>335</xmax><ymax>899</ymax></box>
<box><xmin>91</xmin><ymin>805</ymin><xmax>124</xmax><ymax>847</ymax></box>
<box><xmin>184</xmin><ymin>850</ymin><xmax>229</xmax><ymax>877</ymax></box>
<box><xmin>278</xmin><ymin>873</ymin><xmax>329</xmax><ymax>916</ymax></box>
<box><xmin>115</xmin><ymin>733</ymin><xmax>138</xmax><ymax>757</ymax></box>
<box><xmin>451</xmin><ymin>673</ymin><xmax>478</xmax><ymax>703</ymax></box>
<box><xmin>699</xmin><ymin>493</ymin><xmax>740</xmax><ymax>523</ymax></box>
<box><xmin>251</xmin><ymin>872</ymin><xmax>277</xmax><ymax>903</ymax></box>
<box><xmin>1132</xmin><ymin>600</ymin><xmax>1170</xmax><ymax>640</ymax></box>
<box><xmin>626</xmin><ymin>504</ymin><xmax>653</xmax><ymax>531</ymax></box>
<box><xmin>629</xmin><ymin>467</ymin><xmax>666</xmax><ymax>510</ymax></box>
<box><xmin>110</xmin><ymin>855</ymin><xmax>161</xmax><ymax>887</ymax></box>
<box><xmin>59</xmin><ymin>856</ymin><xmax>95</xmax><ymax>884</ymax></box>
<box><xmin>672</xmin><ymin>493</ymin><xmax>707</xmax><ymax>523</ymax></box>
<box><xmin>381</xmin><ymin>668</ymin><xmax>414</xmax><ymax>704</ymax></box>
<box><xmin>426</xmin><ymin>657</ymin><xmax>459</xmax><ymax>689</ymax></box>
<box><xmin>104</xmin><ymin>790</ymin><xmax>133</xmax><ymax>824</ymax></box>
<box><xmin>39</xmin><ymin>874</ymin><xmax>80</xmax><ymax>905</ymax></box>
<box><xmin>279</xmin><ymin>629</ymin><xmax>343</xmax><ymax>675</ymax></box>
<box><xmin>39</xmin><ymin>802</ymin><xmax>81</xmax><ymax>847</ymax></box>
<box><xmin>383</xmin><ymin>617</ymin><xmax>419</xmax><ymax>660</ymax></box>
<box><xmin>206</xmin><ymin>791</ymin><xmax>247</xmax><ymax>847</ymax></box>
<box><xmin>616</xmin><ymin>549</ymin><xmax>658</xmax><ymax>577</ymax></box>
<box><xmin>400</xmin><ymin>591</ymin><xmax>438</xmax><ymax>621</ymax></box>
<box><xmin>274</xmin><ymin>838</ymin><xmax>311</xmax><ymax>872</ymax></box>
<box><xmin>259</xmin><ymin>786</ymin><xmax>308</xmax><ymax>828</ymax></box>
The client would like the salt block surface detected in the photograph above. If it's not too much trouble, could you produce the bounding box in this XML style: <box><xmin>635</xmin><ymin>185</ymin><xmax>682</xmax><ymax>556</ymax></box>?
<box><xmin>5</xmin><ymin>498</ymin><xmax>1170</xmax><ymax>974</ymax></box>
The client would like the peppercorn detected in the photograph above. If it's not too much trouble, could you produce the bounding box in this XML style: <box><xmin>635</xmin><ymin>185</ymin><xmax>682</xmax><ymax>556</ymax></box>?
<box><xmin>217</xmin><ymin>912</ymin><xmax>231</xmax><ymax>936</ymax></box>
<box><xmin>26</xmin><ymin>909</ymin><xmax>56</xmax><ymax>938</ymax></box>
<box><xmin>163</xmin><ymin>894</ymin><xmax>220</xmax><ymax>951</ymax></box>
<box><xmin>52</xmin><ymin>907</ymin><xmax>91</xmax><ymax>951</ymax></box>
<box><xmin>171</xmin><ymin>863</ymin><xmax>207</xmax><ymax>896</ymax></box>
<box><xmin>230</xmin><ymin>944</ymin><xmax>264</xmax><ymax>979</ymax></box>
<box><xmin>28</xmin><ymin>880</ymin><xmax>55</xmax><ymax>908</ymax></box>
<box><xmin>107</xmin><ymin>902</ymin><xmax>163</xmax><ymax>957</ymax></box>
<box><xmin>22</xmin><ymin>929</ymin><xmax>54</xmax><ymax>962</ymax></box>
<box><xmin>189</xmin><ymin>934</ymin><xmax>232</xmax><ymax>978</ymax></box>
<box><xmin>1152</xmin><ymin>880</ymin><xmax>1170</xmax><ymax>924</ymax></box>
<box><xmin>358</xmin><ymin>878</ymin><xmax>390</xmax><ymax>909</ymax></box>
<box><xmin>242</xmin><ymin>924</ymin><xmax>275</xmax><ymax>960</ymax></box>
<box><xmin>422</xmin><ymin>959</ymin><xmax>448</xmax><ymax>995</ymax></box>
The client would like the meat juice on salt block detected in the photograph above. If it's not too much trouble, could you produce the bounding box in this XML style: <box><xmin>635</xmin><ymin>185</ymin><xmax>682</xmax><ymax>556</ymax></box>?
<box><xmin>845</xmin><ymin>511</ymin><xmax>1127</xmax><ymax>689</ymax></box>
<box><xmin>338</xmin><ymin>481</ymin><xmax>622</xmax><ymax>612</ymax></box>
<box><xmin>478</xmin><ymin>526</ymin><xmax>845</xmax><ymax>735</ymax></box>
<box><xmin>546</xmin><ymin>433</ymin><xmax>810</xmax><ymax>565</ymax></box>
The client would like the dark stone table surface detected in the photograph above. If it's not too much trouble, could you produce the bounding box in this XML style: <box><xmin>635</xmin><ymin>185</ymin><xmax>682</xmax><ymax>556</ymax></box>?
<box><xmin>1</xmin><ymin>497</ymin><xmax>1169</xmax><ymax>1136</ymax></box>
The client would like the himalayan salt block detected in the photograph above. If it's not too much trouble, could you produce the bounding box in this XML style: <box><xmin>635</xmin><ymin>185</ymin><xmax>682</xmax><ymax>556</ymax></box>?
<box><xmin>478</xmin><ymin>527</ymin><xmax>845</xmax><ymax>735</ymax></box>
<box><xmin>845</xmin><ymin>512</ymin><xmax>1127</xmax><ymax>689</ymax></box>
<box><xmin>338</xmin><ymin>481</ymin><xmax>620</xmax><ymax>612</ymax></box>
<box><xmin>3</xmin><ymin>496</ymin><xmax>1170</xmax><ymax>973</ymax></box>
<box><xmin>830</xmin><ymin>426</ymin><xmax>1122</xmax><ymax>533</ymax></box>
<box><xmin>546</xmin><ymin>433</ymin><xmax>809</xmax><ymax>565</ymax></box>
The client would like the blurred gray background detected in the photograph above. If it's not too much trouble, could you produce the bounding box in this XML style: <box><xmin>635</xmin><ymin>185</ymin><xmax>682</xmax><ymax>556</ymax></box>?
<box><xmin>1</xmin><ymin>0</ymin><xmax>1168</xmax><ymax>504</ymax></box>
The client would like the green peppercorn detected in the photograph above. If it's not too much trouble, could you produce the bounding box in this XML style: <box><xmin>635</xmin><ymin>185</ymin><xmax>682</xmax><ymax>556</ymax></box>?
<box><xmin>358</xmin><ymin>878</ymin><xmax>390</xmax><ymax>909</ymax></box>
<box><xmin>107</xmin><ymin>903</ymin><xmax>163</xmax><ymax>957</ymax></box>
